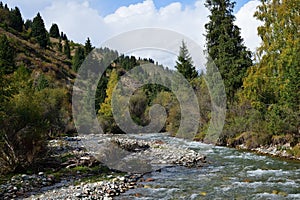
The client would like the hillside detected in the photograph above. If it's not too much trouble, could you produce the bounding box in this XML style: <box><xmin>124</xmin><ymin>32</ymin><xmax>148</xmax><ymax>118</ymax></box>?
<box><xmin>0</xmin><ymin>3</ymin><xmax>91</xmax><ymax>174</ymax></box>
<box><xmin>0</xmin><ymin>27</ymin><xmax>76</xmax><ymax>87</ymax></box>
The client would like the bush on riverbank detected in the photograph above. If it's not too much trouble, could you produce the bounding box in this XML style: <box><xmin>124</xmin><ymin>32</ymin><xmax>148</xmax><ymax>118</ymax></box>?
<box><xmin>0</xmin><ymin>66</ymin><xmax>70</xmax><ymax>174</ymax></box>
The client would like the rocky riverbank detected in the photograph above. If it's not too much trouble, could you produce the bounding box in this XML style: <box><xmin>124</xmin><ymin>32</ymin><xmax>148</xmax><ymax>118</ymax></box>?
<box><xmin>236</xmin><ymin>144</ymin><xmax>300</xmax><ymax>161</ymax></box>
<box><xmin>25</xmin><ymin>174</ymin><xmax>144</xmax><ymax>200</ymax></box>
<box><xmin>0</xmin><ymin>134</ymin><xmax>207</xmax><ymax>199</ymax></box>
<box><xmin>222</xmin><ymin>132</ymin><xmax>300</xmax><ymax>161</ymax></box>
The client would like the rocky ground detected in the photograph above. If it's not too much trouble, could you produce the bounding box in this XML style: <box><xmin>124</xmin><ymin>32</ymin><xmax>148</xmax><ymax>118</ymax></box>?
<box><xmin>237</xmin><ymin>143</ymin><xmax>300</xmax><ymax>160</ymax></box>
<box><xmin>0</xmin><ymin>135</ymin><xmax>206</xmax><ymax>199</ymax></box>
<box><xmin>111</xmin><ymin>137</ymin><xmax>206</xmax><ymax>168</ymax></box>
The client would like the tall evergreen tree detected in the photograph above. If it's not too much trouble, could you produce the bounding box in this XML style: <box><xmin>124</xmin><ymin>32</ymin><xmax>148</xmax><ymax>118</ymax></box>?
<box><xmin>0</xmin><ymin>35</ymin><xmax>15</xmax><ymax>74</ymax></box>
<box><xmin>63</xmin><ymin>40</ymin><xmax>71</xmax><ymax>59</ymax></box>
<box><xmin>10</xmin><ymin>7</ymin><xmax>23</xmax><ymax>32</ymax></box>
<box><xmin>49</xmin><ymin>23</ymin><xmax>60</xmax><ymax>38</ymax></box>
<box><xmin>84</xmin><ymin>37</ymin><xmax>93</xmax><ymax>56</ymax></box>
<box><xmin>31</xmin><ymin>13</ymin><xmax>48</xmax><ymax>48</ymax></box>
<box><xmin>175</xmin><ymin>40</ymin><xmax>198</xmax><ymax>81</ymax></box>
<box><xmin>72</xmin><ymin>46</ymin><xmax>85</xmax><ymax>72</ymax></box>
<box><xmin>24</xmin><ymin>19</ymin><xmax>32</xmax><ymax>30</ymax></box>
<box><xmin>57</xmin><ymin>37</ymin><xmax>62</xmax><ymax>52</ymax></box>
<box><xmin>204</xmin><ymin>0</ymin><xmax>252</xmax><ymax>103</ymax></box>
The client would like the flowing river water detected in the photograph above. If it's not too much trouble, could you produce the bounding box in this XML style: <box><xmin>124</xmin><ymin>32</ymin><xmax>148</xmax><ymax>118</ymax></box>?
<box><xmin>113</xmin><ymin>133</ymin><xmax>300</xmax><ymax>200</ymax></box>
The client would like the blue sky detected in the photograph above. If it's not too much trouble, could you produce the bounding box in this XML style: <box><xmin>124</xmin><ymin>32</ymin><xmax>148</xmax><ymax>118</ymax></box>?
<box><xmin>88</xmin><ymin>0</ymin><xmax>250</xmax><ymax>16</ymax></box>
<box><xmin>6</xmin><ymin>0</ymin><xmax>251</xmax><ymax>19</ymax></box>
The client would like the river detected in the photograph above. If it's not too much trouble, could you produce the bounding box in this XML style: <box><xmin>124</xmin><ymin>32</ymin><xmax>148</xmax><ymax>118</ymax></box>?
<box><xmin>114</xmin><ymin>133</ymin><xmax>300</xmax><ymax>199</ymax></box>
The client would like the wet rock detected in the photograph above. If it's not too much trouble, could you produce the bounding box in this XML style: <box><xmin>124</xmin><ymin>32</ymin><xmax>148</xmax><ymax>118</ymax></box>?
<box><xmin>38</xmin><ymin>172</ymin><xmax>44</xmax><ymax>176</ymax></box>
<box><xmin>145</xmin><ymin>178</ymin><xmax>154</xmax><ymax>182</ymax></box>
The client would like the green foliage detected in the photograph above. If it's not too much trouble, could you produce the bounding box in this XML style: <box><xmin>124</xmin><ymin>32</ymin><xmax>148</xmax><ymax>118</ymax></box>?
<box><xmin>221</xmin><ymin>101</ymin><xmax>268</xmax><ymax>143</ymax></box>
<box><xmin>64</xmin><ymin>40</ymin><xmax>71</xmax><ymax>59</ymax></box>
<box><xmin>9</xmin><ymin>7</ymin><xmax>23</xmax><ymax>32</ymax></box>
<box><xmin>0</xmin><ymin>3</ymin><xmax>10</xmax><ymax>26</ymax></box>
<box><xmin>0</xmin><ymin>66</ymin><xmax>69</xmax><ymax>174</ymax></box>
<box><xmin>241</xmin><ymin>0</ymin><xmax>300</xmax><ymax>136</ymax></box>
<box><xmin>97</xmin><ymin>69</ymin><xmax>125</xmax><ymax>133</ymax></box>
<box><xmin>84</xmin><ymin>37</ymin><xmax>93</xmax><ymax>56</ymax></box>
<box><xmin>129</xmin><ymin>91</ymin><xmax>148</xmax><ymax>125</ymax></box>
<box><xmin>0</xmin><ymin>34</ymin><xmax>15</xmax><ymax>74</ymax></box>
<box><xmin>57</xmin><ymin>37</ymin><xmax>62</xmax><ymax>52</ymax></box>
<box><xmin>205</xmin><ymin>0</ymin><xmax>252</xmax><ymax>103</ymax></box>
<box><xmin>94</xmin><ymin>48</ymin><xmax>119</xmax><ymax>111</ymax></box>
<box><xmin>72</xmin><ymin>46</ymin><xmax>85</xmax><ymax>72</ymax></box>
<box><xmin>152</xmin><ymin>91</ymin><xmax>179</xmax><ymax>134</ymax></box>
<box><xmin>115</xmin><ymin>55</ymin><xmax>137</xmax><ymax>71</ymax></box>
<box><xmin>175</xmin><ymin>40</ymin><xmax>198</xmax><ymax>81</ymax></box>
<box><xmin>24</xmin><ymin>19</ymin><xmax>32</xmax><ymax>30</ymax></box>
<box><xmin>31</xmin><ymin>13</ymin><xmax>48</xmax><ymax>48</ymax></box>
<box><xmin>49</xmin><ymin>23</ymin><xmax>60</xmax><ymax>38</ymax></box>
<box><xmin>35</xmin><ymin>74</ymin><xmax>49</xmax><ymax>91</ymax></box>
<box><xmin>265</xmin><ymin>104</ymin><xmax>299</xmax><ymax>135</ymax></box>
<box><xmin>98</xmin><ymin>69</ymin><xmax>118</xmax><ymax>117</ymax></box>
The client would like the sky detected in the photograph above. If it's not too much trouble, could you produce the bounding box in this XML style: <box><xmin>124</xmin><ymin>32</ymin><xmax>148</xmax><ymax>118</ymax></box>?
<box><xmin>4</xmin><ymin>0</ymin><xmax>262</xmax><ymax>68</ymax></box>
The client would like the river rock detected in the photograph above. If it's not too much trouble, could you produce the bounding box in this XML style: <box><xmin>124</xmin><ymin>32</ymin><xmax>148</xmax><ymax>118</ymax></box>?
<box><xmin>110</xmin><ymin>137</ymin><xmax>206</xmax><ymax>168</ymax></box>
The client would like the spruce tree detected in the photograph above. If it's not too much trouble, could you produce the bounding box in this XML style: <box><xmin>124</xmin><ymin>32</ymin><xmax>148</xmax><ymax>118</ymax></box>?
<box><xmin>57</xmin><ymin>37</ymin><xmax>62</xmax><ymax>52</ymax></box>
<box><xmin>32</xmin><ymin>13</ymin><xmax>48</xmax><ymax>48</ymax></box>
<box><xmin>24</xmin><ymin>19</ymin><xmax>32</xmax><ymax>30</ymax></box>
<box><xmin>84</xmin><ymin>37</ymin><xmax>93</xmax><ymax>56</ymax></box>
<box><xmin>49</xmin><ymin>23</ymin><xmax>60</xmax><ymax>38</ymax></box>
<box><xmin>72</xmin><ymin>46</ymin><xmax>85</xmax><ymax>72</ymax></box>
<box><xmin>64</xmin><ymin>40</ymin><xmax>71</xmax><ymax>59</ymax></box>
<box><xmin>10</xmin><ymin>7</ymin><xmax>23</xmax><ymax>32</ymax></box>
<box><xmin>0</xmin><ymin>35</ymin><xmax>15</xmax><ymax>74</ymax></box>
<box><xmin>175</xmin><ymin>40</ymin><xmax>198</xmax><ymax>81</ymax></box>
<box><xmin>204</xmin><ymin>0</ymin><xmax>252</xmax><ymax>103</ymax></box>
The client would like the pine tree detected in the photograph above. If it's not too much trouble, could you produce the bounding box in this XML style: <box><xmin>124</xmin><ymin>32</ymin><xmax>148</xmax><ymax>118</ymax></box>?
<box><xmin>32</xmin><ymin>13</ymin><xmax>48</xmax><ymax>48</ymax></box>
<box><xmin>0</xmin><ymin>35</ymin><xmax>15</xmax><ymax>74</ymax></box>
<box><xmin>72</xmin><ymin>46</ymin><xmax>85</xmax><ymax>72</ymax></box>
<box><xmin>204</xmin><ymin>0</ymin><xmax>252</xmax><ymax>103</ymax></box>
<box><xmin>175</xmin><ymin>40</ymin><xmax>198</xmax><ymax>81</ymax></box>
<box><xmin>49</xmin><ymin>23</ymin><xmax>60</xmax><ymax>38</ymax></box>
<box><xmin>84</xmin><ymin>37</ymin><xmax>93</xmax><ymax>56</ymax></box>
<box><xmin>63</xmin><ymin>40</ymin><xmax>71</xmax><ymax>59</ymax></box>
<box><xmin>10</xmin><ymin>7</ymin><xmax>23</xmax><ymax>32</ymax></box>
<box><xmin>57</xmin><ymin>37</ymin><xmax>62</xmax><ymax>52</ymax></box>
<box><xmin>24</xmin><ymin>19</ymin><xmax>32</xmax><ymax>30</ymax></box>
<box><xmin>61</xmin><ymin>32</ymin><xmax>68</xmax><ymax>40</ymax></box>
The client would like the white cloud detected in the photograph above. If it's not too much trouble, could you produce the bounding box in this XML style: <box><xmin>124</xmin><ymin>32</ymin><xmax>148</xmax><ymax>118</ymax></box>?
<box><xmin>5</xmin><ymin>0</ymin><xmax>53</xmax><ymax>19</ymax></box>
<box><xmin>235</xmin><ymin>0</ymin><xmax>262</xmax><ymax>52</ymax></box>
<box><xmin>103</xmin><ymin>0</ymin><xmax>209</xmax><ymax>49</ymax></box>
<box><xmin>28</xmin><ymin>0</ymin><xmax>261</xmax><ymax>66</ymax></box>
<box><xmin>42</xmin><ymin>1</ymin><xmax>108</xmax><ymax>44</ymax></box>
<box><xmin>105</xmin><ymin>0</ymin><xmax>156</xmax><ymax>22</ymax></box>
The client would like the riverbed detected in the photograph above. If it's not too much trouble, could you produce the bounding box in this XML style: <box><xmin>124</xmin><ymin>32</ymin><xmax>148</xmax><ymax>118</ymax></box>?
<box><xmin>114</xmin><ymin>133</ymin><xmax>300</xmax><ymax>199</ymax></box>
